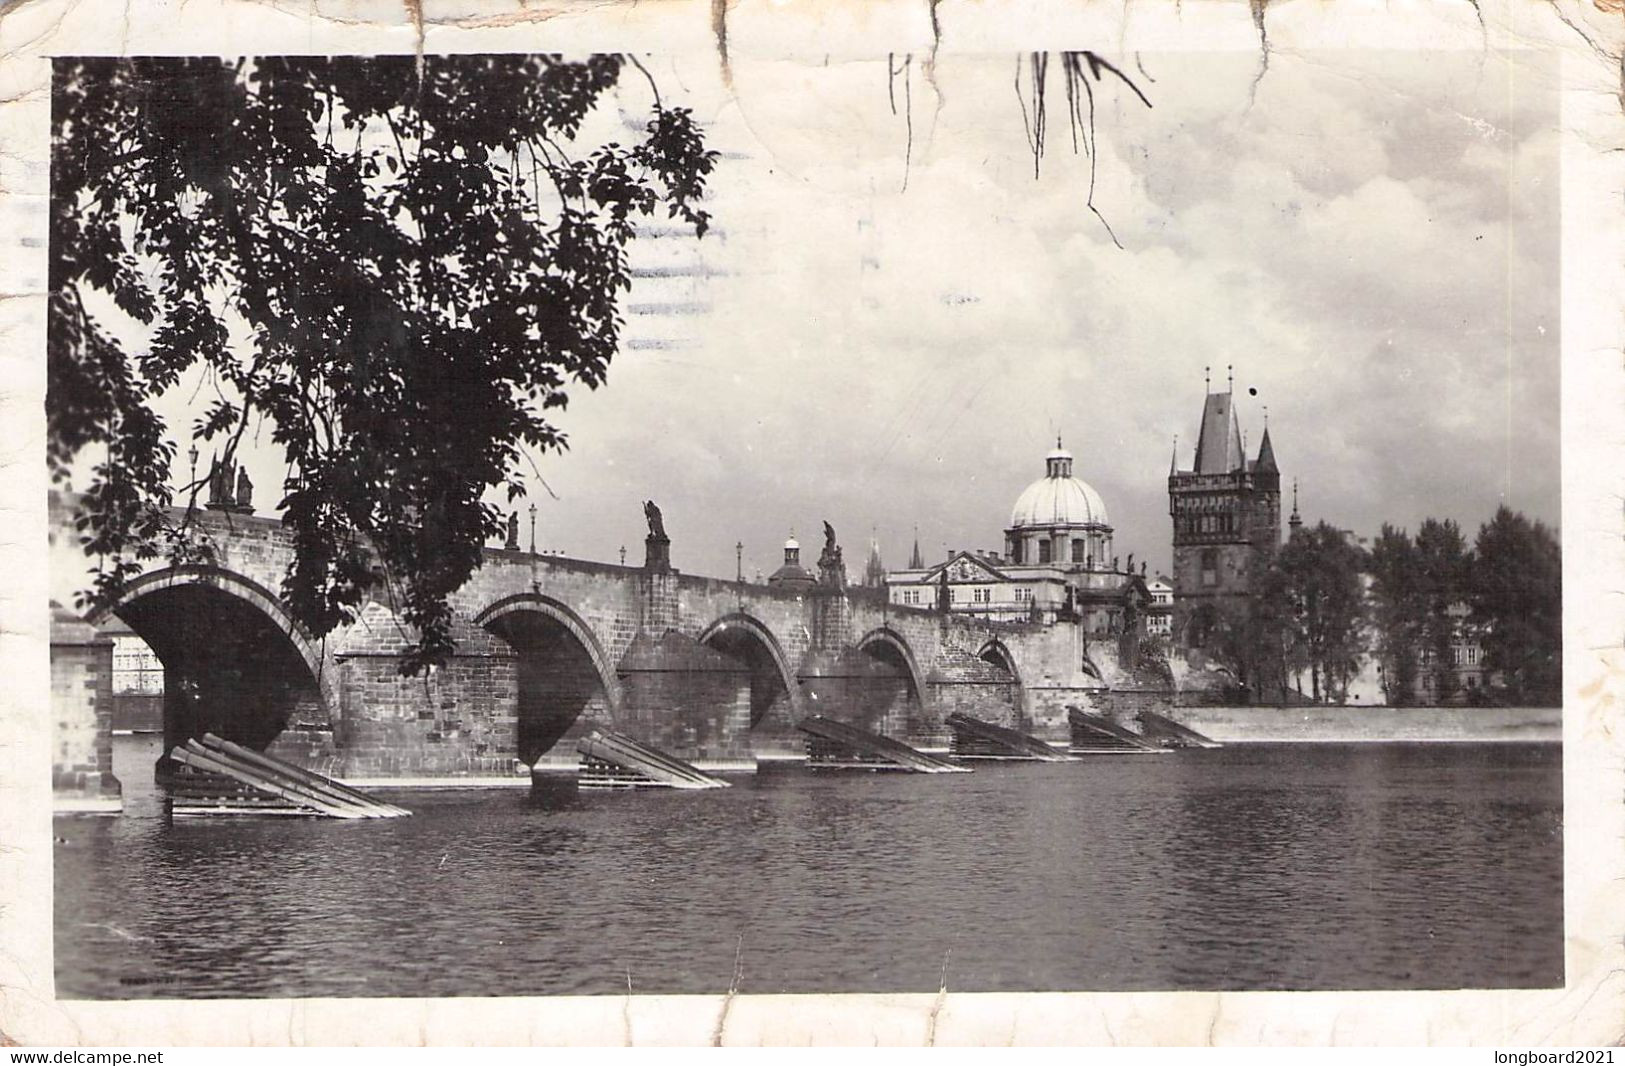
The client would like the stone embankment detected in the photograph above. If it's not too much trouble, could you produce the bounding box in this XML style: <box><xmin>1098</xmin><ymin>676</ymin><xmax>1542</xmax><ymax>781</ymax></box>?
<box><xmin>1155</xmin><ymin>704</ymin><xmax>1560</xmax><ymax>743</ymax></box>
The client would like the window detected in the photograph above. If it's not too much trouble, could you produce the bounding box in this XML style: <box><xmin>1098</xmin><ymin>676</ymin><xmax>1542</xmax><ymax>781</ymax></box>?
<box><xmin>1014</xmin><ymin>587</ymin><xmax>1031</xmax><ymax>603</ymax></box>
<box><xmin>1038</xmin><ymin>541</ymin><xmax>1052</xmax><ymax>564</ymax></box>
<box><xmin>973</xmin><ymin>587</ymin><xmax>991</xmax><ymax>604</ymax></box>
<box><xmin>1010</xmin><ymin>541</ymin><xmax>1023</xmax><ymax>564</ymax></box>
<box><xmin>1201</xmin><ymin>548</ymin><xmax>1218</xmax><ymax>587</ymax></box>
<box><xmin>1071</xmin><ymin>540</ymin><xmax>1086</xmax><ymax>563</ymax></box>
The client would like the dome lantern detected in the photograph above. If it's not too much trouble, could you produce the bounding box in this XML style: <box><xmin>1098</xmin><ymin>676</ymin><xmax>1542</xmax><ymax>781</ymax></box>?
<box><xmin>1045</xmin><ymin>436</ymin><xmax>1075</xmax><ymax>480</ymax></box>
<box><xmin>1009</xmin><ymin>440</ymin><xmax>1109</xmax><ymax>530</ymax></box>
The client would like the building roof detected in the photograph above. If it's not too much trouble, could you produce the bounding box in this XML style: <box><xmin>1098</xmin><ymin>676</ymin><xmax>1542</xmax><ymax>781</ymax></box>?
<box><xmin>1255</xmin><ymin>426</ymin><xmax>1278</xmax><ymax>473</ymax></box>
<box><xmin>919</xmin><ymin>550</ymin><xmax>1011</xmax><ymax>584</ymax></box>
<box><xmin>51</xmin><ymin>600</ymin><xmax>111</xmax><ymax>646</ymax></box>
<box><xmin>1009</xmin><ymin>444</ymin><xmax>1110</xmax><ymax>529</ymax></box>
<box><xmin>1192</xmin><ymin>391</ymin><xmax>1246</xmax><ymax>474</ymax></box>
<box><xmin>767</xmin><ymin>562</ymin><xmax>816</xmax><ymax>589</ymax></box>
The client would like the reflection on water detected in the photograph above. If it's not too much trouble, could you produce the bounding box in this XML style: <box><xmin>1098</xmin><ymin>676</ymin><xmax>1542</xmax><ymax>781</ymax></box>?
<box><xmin>54</xmin><ymin>734</ymin><xmax>1561</xmax><ymax>998</ymax></box>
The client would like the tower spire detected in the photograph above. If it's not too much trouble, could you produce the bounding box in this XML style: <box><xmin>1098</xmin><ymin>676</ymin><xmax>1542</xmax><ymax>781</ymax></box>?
<box><xmin>863</xmin><ymin>525</ymin><xmax>886</xmax><ymax>589</ymax></box>
<box><xmin>1169</xmin><ymin>434</ymin><xmax>1179</xmax><ymax>476</ymax></box>
<box><xmin>1289</xmin><ymin>478</ymin><xmax>1303</xmax><ymax>536</ymax></box>
<box><xmin>1255</xmin><ymin>423</ymin><xmax>1278</xmax><ymax>473</ymax></box>
<box><xmin>909</xmin><ymin>525</ymin><xmax>923</xmax><ymax>570</ymax></box>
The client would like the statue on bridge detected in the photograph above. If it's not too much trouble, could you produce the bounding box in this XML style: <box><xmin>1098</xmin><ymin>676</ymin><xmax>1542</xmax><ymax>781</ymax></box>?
<box><xmin>818</xmin><ymin>521</ymin><xmax>846</xmax><ymax>588</ymax></box>
<box><xmin>205</xmin><ymin>454</ymin><xmax>253</xmax><ymax>514</ymax></box>
<box><xmin>504</xmin><ymin>511</ymin><xmax>520</xmax><ymax>550</ymax></box>
<box><xmin>644</xmin><ymin>500</ymin><xmax>667</xmax><ymax>541</ymax></box>
<box><xmin>206</xmin><ymin>455</ymin><xmax>231</xmax><ymax>508</ymax></box>
<box><xmin>643</xmin><ymin>500</ymin><xmax>672</xmax><ymax>573</ymax></box>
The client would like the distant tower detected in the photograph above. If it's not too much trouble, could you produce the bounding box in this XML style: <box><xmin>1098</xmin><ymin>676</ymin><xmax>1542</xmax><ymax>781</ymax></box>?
<box><xmin>1168</xmin><ymin>372</ymin><xmax>1282</xmax><ymax>649</ymax></box>
<box><xmin>863</xmin><ymin>531</ymin><xmax>887</xmax><ymax>588</ymax></box>
<box><xmin>908</xmin><ymin>527</ymin><xmax>924</xmax><ymax>570</ymax></box>
<box><xmin>1288</xmin><ymin>479</ymin><xmax>1303</xmax><ymax>538</ymax></box>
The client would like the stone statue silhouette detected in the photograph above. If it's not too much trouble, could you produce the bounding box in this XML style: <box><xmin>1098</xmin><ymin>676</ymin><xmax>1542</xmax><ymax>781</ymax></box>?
<box><xmin>207</xmin><ymin>457</ymin><xmax>231</xmax><ymax>506</ymax></box>
<box><xmin>817</xmin><ymin>521</ymin><xmax>845</xmax><ymax>586</ymax></box>
<box><xmin>505</xmin><ymin>511</ymin><xmax>520</xmax><ymax>550</ymax></box>
<box><xmin>235</xmin><ymin>466</ymin><xmax>253</xmax><ymax>510</ymax></box>
<box><xmin>643</xmin><ymin>500</ymin><xmax>666</xmax><ymax>540</ymax></box>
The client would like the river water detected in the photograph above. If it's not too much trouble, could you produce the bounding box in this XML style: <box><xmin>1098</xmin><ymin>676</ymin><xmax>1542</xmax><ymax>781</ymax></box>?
<box><xmin>55</xmin><ymin>734</ymin><xmax>1562</xmax><ymax>998</ymax></box>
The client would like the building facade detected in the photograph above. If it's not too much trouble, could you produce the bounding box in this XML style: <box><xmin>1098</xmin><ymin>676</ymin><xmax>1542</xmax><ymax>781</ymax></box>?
<box><xmin>1145</xmin><ymin>575</ymin><xmax>1174</xmax><ymax>637</ymax></box>
<box><xmin>886</xmin><ymin>441</ymin><xmax>1149</xmax><ymax>634</ymax></box>
<box><xmin>1168</xmin><ymin>386</ymin><xmax>1282</xmax><ymax>648</ymax></box>
<box><xmin>1415</xmin><ymin>601</ymin><xmax>1493</xmax><ymax>704</ymax></box>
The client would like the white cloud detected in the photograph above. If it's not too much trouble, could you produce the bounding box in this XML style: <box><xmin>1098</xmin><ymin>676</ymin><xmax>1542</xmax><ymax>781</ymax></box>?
<box><xmin>72</xmin><ymin>49</ymin><xmax>1558</xmax><ymax>583</ymax></box>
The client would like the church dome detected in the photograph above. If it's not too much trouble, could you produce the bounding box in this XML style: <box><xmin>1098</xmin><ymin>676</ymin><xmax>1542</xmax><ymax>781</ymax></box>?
<box><xmin>1009</xmin><ymin>445</ymin><xmax>1109</xmax><ymax>528</ymax></box>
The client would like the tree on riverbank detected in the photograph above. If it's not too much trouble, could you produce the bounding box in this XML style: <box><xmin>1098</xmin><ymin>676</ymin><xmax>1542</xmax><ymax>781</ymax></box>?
<box><xmin>1263</xmin><ymin>521</ymin><xmax>1367</xmax><ymax>704</ymax></box>
<box><xmin>1470</xmin><ymin>506</ymin><xmax>1562</xmax><ymax>704</ymax></box>
<box><xmin>49</xmin><ymin>55</ymin><xmax>717</xmax><ymax>670</ymax></box>
<box><xmin>1365</xmin><ymin>519</ymin><xmax>1474</xmax><ymax>705</ymax></box>
<box><xmin>1414</xmin><ymin>518</ymin><xmax>1473</xmax><ymax>702</ymax></box>
<box><xmin>1365</xmin><ymin>524</ymin><xmax>1425</xmax><ymax>705</ymax></box>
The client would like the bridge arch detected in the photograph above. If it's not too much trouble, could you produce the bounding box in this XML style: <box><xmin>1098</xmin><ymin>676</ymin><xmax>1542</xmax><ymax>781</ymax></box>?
<box><xmin>90</xmin><ymin>566</ymin><xmax>328</xmax><ymax>681</ymax></box>
<box><xmin>698</xmin><ymin>612</ymin><xmax>800</xmax><ymax>730</ymax></box>
<box><xmin>976</xmin><ymin>638</ymin><xmax>1021</xmax><ymax>685</ymax></box>
<box><xmin>475</xmin><ymin>593</ymin><xmax>621</xmax><ymax>765</ymax></box>
<box><xmin>851</xmin><ymin>625</ymin><xmax>931</xmax><ymax>736</ymax></box>
<box><xmin>88</xmin><ymin>565</ymin><xmax>333</xmax><ymax>756</ymax></box>
<box><xmin>856</xmin><ymin>626</ymin><xmax>926</xmax><ymax>697</ymax></box>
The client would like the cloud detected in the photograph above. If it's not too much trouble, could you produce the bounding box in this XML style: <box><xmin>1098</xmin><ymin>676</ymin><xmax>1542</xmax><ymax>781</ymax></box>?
<box><xmin>70</xmin><ymin>49</ymin><xmax>1558</xmax><ymax>586</ymax></box>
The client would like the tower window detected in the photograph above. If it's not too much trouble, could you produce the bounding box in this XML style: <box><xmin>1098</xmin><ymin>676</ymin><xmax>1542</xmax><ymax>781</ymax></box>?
<box><xmin>1201</xmin><ymin>548</ymin><xmax>1218</xmax><ymax>587</ymax></box>
<box><xmin>1038</xmin><ymin>541</ymin><xmax>1052</xmax><ymax>564</ymax></box>
<box><xmin>1071</xmin><ymin>540</ymin><xmax>1086</xmax><ymax>563</ymax></box>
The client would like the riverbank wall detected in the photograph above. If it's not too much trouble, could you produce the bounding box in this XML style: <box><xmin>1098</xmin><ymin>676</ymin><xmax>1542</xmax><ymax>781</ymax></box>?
<box><xmin>1143</xmin><ymin>703</ymin><xmax>1561</xmax><ymax>743</ymax></box>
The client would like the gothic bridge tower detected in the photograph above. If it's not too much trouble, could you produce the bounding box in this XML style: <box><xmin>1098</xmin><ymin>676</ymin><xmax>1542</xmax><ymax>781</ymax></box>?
<box><xmin>1167</xmin><ymin>372</ymin><xmax>1281</xmax><ymax>649</ymax></box>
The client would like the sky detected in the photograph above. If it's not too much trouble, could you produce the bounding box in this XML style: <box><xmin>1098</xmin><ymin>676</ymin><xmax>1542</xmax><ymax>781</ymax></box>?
<box><xmin>106</xmin><ymin>46</ymin><xmax>1560</xmax><ymax>584</ymax></box>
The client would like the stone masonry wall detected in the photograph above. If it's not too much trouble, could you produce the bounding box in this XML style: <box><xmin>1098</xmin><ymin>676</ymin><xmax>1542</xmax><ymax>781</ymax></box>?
<box><xmin>54</xmin><ymin>499</ymin><xmax>1144</xmax><ymax>778</ymax></box>
<box><xmin>52</xmin><ymin>635</ymin><xmax>121</xmax><ymax>808</ymax></box>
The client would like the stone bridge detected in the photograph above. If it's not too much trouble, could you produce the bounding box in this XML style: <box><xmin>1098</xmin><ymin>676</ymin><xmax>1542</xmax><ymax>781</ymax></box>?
<box><xmin>53</xmin><ymin>499</ymin><xmax>1138</xmax><ymax>782</ymax></box>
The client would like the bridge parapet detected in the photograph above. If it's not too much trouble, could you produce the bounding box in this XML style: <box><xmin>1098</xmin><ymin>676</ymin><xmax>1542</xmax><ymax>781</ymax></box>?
<box><xmin>50</xmin><ymin>493</ymin><xmax>1135</xmax><ymax>780</ymax></box>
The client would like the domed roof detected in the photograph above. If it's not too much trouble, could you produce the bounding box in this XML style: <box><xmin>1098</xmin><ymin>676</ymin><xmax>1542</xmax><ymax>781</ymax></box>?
<box><xmin>1009</xmin><ymin>445</ymin><xmax>1110</xmax><ymax>529</ymax></box>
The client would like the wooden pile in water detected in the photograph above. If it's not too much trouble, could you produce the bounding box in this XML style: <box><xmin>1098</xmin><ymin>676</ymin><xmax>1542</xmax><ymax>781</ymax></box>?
<box><xmin>797</xmin><ymin>715</ymin><xmax>971</xmax><ymax>773</ymax></box>
<box><xmin>1135</xmin><ymin>709</ymin><xmax>1223</xmax><ymax>749</ymax></box>
<box><xmin>166</xmin><ymin>734</ymin><xmax>410</xmax><ymax>818</ymax></box>
<box><xmin>946</xmin><ymin>712</ymin><xmax>1073</xmax><ymax>761</ymax></box>
<box><xmin>1066</xmin><ymin>707</ymin><xmax>1166</xmax><ymax>754</ymax></box>
<box><xmin>575</xmin><ymin>730</ymin><xmax>731</xmax><ymax>790</ymax></box>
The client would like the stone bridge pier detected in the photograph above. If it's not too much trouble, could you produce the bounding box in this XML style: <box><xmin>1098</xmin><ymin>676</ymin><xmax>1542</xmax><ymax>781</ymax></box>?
<box><xmin>51</xmin><ymin>497</ymin><xmax>1132</xmax><ymax>790</ymax></box>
